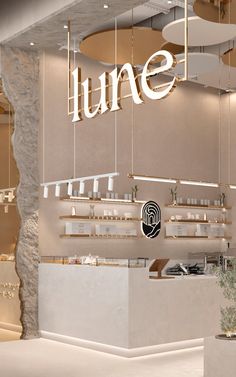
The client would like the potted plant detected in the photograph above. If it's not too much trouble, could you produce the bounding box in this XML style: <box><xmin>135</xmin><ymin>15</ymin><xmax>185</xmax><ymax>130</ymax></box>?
<box><xmin>131</xmin><ymin>185</ymin><xmax>138</xmax><ymax>202</ymax></box>
<box><xmin>219</xmin><ymin>192</ymin><xmax>226</xmax><ymax>207</ymax></box>
<box><xmin>215</xmin><ymin>259</ymin><xmax>236</xmax><ymax>339</ymax></box>
<box><xmin>170</xmin><ymin>186</ymin><xmax>177</xmax><ymax>205</ymax></box>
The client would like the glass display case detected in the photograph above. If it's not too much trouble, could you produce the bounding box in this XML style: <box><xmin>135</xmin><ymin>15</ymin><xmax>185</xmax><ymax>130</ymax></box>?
<box><xmin>40</xmin><ymin>255</ymin><xmax>149</xmax><ymax>268</ymax></box>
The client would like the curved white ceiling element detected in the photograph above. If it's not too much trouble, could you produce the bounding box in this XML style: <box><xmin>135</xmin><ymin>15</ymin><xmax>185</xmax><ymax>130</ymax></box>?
<box><xmin>162</xmin><ymin>52</ymin><xmax>220</xmax><ymax>79</ymax></box>
<box><xmin>162</xmin><ymin>16</ymin><xmax>236</xmax><ymax>46</ymax></box>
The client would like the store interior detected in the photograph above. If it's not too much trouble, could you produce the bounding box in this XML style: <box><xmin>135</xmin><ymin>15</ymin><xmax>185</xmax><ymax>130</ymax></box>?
<box><xmin>0</xmin><ymin>0</ymin><xmax>236</xmax><ymax>376</ymax></box>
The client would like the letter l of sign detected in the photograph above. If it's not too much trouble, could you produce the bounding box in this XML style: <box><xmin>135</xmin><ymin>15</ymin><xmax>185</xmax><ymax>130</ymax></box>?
<box><xmin>72</xmin><ymin>67</ymin><xmax>82</xmax><ymax>122</ymax></box>
<box><xmin>82</xmin><ymin>72</ymin><xmax>110</xmax><ymax>119</ymax></box>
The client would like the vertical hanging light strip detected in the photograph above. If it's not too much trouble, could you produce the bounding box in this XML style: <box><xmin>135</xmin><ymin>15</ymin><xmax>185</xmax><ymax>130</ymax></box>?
<box><xmin>227</xmin><ymin>0</ymin><xmax>232</xmax><ymax>188</ymax></box>
<box><xmin>42</xmin><ymin>50</ymin><xmax>48</xmax><ymax>198</ymax></box>
<box><xmin>227</xmin><ymin>3</ymin><xmax>235</xmax><ymax>190</ymax></box>
<box><xmin>8</xmin><ymin>103</ymin><xmax>11</xmax><ymax>192</ymax></box>
<box><xmin>73</xmin><ymin>38</ymin><xmax>77</xmax><ymax>183</ymax></box>
<box><xmin>42</xmin><ymin>50</ymin><xmax>46</xmax><ymax>187</ymax></box>
<box><xmin>218</xmin><ymin>42</ymin><xmax>222</xmax><ymax>188</ymax></box>
<box><xmin>131</xmin><ymin>8</ymin><xmax>135</xmax><ymax>175</ymax></box>
<box><xmin>184</xmin><ymin>0</ymin><xmax>188</xmax><ymax>81</ymax></box>
<box><xmin>107</xmin><ymin>16</ymin><xmax>118</xmax><ymax>192</ymax></box>
<box><xmin>228</xmin><ymin>40</ymin><xmax>231</xmax><ymax>187</ymax></box>
<box><xmin>67</xmin><ymin>20</ymin><xmax>71</xmax><ymax>115</ymax></box>
<box><xmin>114</xmin><ymin>16</ymin><xmax>118</xmax><ymax>174</ymax></box>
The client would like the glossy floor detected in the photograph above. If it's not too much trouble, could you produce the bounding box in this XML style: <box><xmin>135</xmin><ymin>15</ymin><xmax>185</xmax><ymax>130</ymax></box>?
<box><xmin>0</xmin><ymin>338</ymin><xmax>203</xmax><ymax>377</ymax></box>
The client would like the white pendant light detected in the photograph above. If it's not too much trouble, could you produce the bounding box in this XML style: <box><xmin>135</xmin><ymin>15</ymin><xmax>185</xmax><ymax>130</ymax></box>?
<box><xmin>8</xmin><ymin>190</ymin><xmax>14</xmax><ymax>202</ymax></box>
<box><xmin>79</xmin><ymin>181</ymin><xmax>85</xmax><ymax>195</ymax></box>
<box><xmin>43</xmin><ymin>186</ymin><xmax>49</xmax><ymax>198</ymax></box>
<box><xmin>93</xmin><ymin>179</ymin><xmax>99</xmax><ymax>193</ymax></box>
<box><xmin>67</xmin><ymin>182</ymin><xmax>73</xmax><ymax>196</ymax></box>
<box><xmin>55</xmin><ymin>184</ymin><xmax>60</xmax><ymax>197</ymax></box>
<box><xmin>229</xmin><ymin>184</ymin><xmax>236</xmax><ymax>190</ymax></box>
<box><xmin>108</xmin><ymin>176</ymin><xmax>114</xmax><ymax>191</ymax></box>
<box><xmin>0</xmin><ymin>193</ymin><xmax>4</xmax><ymax>203</ymax></box>
<box><xmin>41</xmin><ymin>173</ymin><xmax>119</xmax><ymax>198</ymax></box>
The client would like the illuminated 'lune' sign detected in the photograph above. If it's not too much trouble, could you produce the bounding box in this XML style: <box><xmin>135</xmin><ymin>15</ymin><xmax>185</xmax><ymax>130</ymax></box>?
<box><xmin>141</xmin><ymin>201</ymin><xmax>161</xmax><ymax>239</ymax></box>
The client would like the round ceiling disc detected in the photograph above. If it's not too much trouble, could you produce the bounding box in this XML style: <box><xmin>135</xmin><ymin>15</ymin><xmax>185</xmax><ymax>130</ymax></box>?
<box><xmin>222</xmin><ymin>48</ymin><xmax>236</xmax><ymax>67</ymax></box>
<box><xmin>193</xmin><ymin>0</ymin><xmax>236</xmax><ymax>25</ymax></box>
<box><xmin>162</xmin><ymin>52</ymin><xmax>220</xmax><ymax>78</ymax></box>
<box><xmin>161</xmin><ymin>41</ymin><xmax>184</xmax><ymax>55</ymax></box>
<box><xmin>80</xmin><ymin>27</ymin><xmax>165</xmax><ymax>66</ymax></box>
<box><xmin>162</xmin><ymin>16</ymin><xmax>236</xmax><ymax>46</ymax></box>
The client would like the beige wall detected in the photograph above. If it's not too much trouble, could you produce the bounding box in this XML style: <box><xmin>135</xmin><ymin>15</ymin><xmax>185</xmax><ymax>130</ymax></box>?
<box><xmin>0</xmin><ymin>123</ymin><xmax>19</xmax><ymax>254</ymax></box>
<box><xmin>39</xmin><ymin>49</ymin><xmax>232</xmax><ymax>259</ymax></box>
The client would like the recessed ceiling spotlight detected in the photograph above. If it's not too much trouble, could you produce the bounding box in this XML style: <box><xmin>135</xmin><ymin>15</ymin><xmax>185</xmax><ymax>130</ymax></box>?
<box><xmin>30</xmin><ymin>42</ymin><xmax>35</xmax><ymax>46</ymax></box>
<box><xmin>168</xmin><ymin>0</ymin><xmax>172</xmax><ymax>3</ymax></box>
<box><xmin>103</xmin><ymin>4</ymin><xmax>109</xmax><ymax>8</ymax></box>
<box><xmin>64</xmin><ymin>25</ymin><xmax>68</xmax><ymax>29</ymax></box>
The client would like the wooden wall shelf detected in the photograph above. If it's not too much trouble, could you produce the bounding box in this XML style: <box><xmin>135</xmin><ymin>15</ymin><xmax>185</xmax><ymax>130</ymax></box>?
<box><xmin>165</xmin><ymin>220</ymin><xmax>231</xmax><ymax>225</ymax></box>
<box><xmin>60</xmin><ymin>234</ymin><xmax>141</xmax><ymax>239</ymax></box>
<box><xmin>166</xmin><ymin>204</ymin><xmax>231</xmax><ymax>210</ymax></box>
<box><xmin>165</xmin><ymin>236</ymin><xmax>232</xmax><ymax>240</ymax></box>
<box><xmin>60</xmin><ymin>215</ymin><xmax>141</xmax><ymax>222</ymax></box>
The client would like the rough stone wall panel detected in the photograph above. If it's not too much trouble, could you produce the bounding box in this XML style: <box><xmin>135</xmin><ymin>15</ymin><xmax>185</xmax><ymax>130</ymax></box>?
<box><xmin>1</xmin><ymin>46</ymin><xmax>39</xmax><ymax>339</ymax></box>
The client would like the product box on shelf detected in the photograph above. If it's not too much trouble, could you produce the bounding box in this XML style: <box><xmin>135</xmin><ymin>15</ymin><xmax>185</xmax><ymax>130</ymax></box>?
<box><xmin>210</xmin><ymin>224</ymin><xmax>225</xmax><ymax>237</ymax></box>
<box><xmin>65</xmin><ymin>222</ymin><xmax>92</xmax><ymax>235</ymax></box>
<box><xmin>95</xmin><ymin>224</ymin><xmax>117</xmax><ymax>235</ymax></box>
<box><xmin>165</xmin><ymin>223</ymin><xmax>188</xmax><ymax>237</ymax></box>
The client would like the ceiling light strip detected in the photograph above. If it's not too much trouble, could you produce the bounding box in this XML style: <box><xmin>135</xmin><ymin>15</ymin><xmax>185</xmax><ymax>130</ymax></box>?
<box><xmin>179</xmin><ymin>180</ymin><xmax>219</xmax><ymax>188</ymax></box>
<box><xmin>128</xmin><ymin>174</ymin><xmax>177</xmax><ymax>184</ymax></box>
<box><xmin>128</xmin><ymin>174</ymin><xmax>221</xmax><ymax>188</ymax></box>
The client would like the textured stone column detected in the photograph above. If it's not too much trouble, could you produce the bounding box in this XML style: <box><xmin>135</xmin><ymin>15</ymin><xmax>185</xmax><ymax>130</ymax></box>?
<box><xmin>1</xmin><ymin>46</ymin><xmax>39</xmax><ymax>339</ymax></box>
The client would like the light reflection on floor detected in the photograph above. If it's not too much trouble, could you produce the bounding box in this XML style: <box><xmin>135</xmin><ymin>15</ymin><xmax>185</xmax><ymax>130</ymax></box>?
<box><xmin>0</xmin><ymin>338</ymin><xmax>203</xmax><ymax>377</ymax></box>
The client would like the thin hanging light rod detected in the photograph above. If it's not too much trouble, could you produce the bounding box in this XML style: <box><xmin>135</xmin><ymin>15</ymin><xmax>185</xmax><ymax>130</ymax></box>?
<box><xmin>179</xmin><ymin>179</ymin><xmax>219</xmax><ymax>188</ymax></box>
<box><xmin>128</xmin><ymin>174</ymin><xmax>177</xmax><ymax>184</ymax></box>
<box><xmin>128</xmin><ymin>174</ymin><xmax>221</xmax><ymax>188</ymax></box>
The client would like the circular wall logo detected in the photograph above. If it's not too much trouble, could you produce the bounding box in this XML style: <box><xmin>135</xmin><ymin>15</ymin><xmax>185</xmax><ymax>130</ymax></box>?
<box><xmin>141</xmin><ymin>201</ymin><xmax>161</xmax><ymax>239</ymax></box>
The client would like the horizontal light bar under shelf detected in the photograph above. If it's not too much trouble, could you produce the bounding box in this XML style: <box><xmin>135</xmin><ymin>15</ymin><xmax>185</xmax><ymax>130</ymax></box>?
<box><xmin>166</xmin><ymin>204</ymin><xmax>231</xmax><ymax>210</ymax></box>
<box><xmin>59</xmin><ymin>215</ymin><xmax>141</xmax><ymax>222</ymax></box>
<box><xmin>165</xmin><ymin>220</ymin><xmax>231</xmax><ymax>225</ymax></box>
<box><xmin>60</xmin><ymin>234</ymin><xmax>143</xmax><ymax>239</ymax></box>
<box><xmin>165</xmin><ymin>236</ymin><xmax>231</xmax><ymax>240</ymax></box>
<box><xmin>60</xmin><ymin>196</ymin><xmax>146</xmax><ymax>204</ymax></box>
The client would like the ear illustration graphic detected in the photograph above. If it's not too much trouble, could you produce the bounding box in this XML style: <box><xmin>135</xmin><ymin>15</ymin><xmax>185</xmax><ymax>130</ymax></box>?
<box><xmin>141</xmin><ymin>201</ymin><xmax>161</xmax><ymax>239</ymax></box>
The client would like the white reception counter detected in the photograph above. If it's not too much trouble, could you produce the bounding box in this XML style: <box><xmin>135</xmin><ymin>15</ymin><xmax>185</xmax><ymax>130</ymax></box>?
<box><xmin>39</xmin><ymin>264</ymin><xmax>223</xmax><ymax>357</ymax></box>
